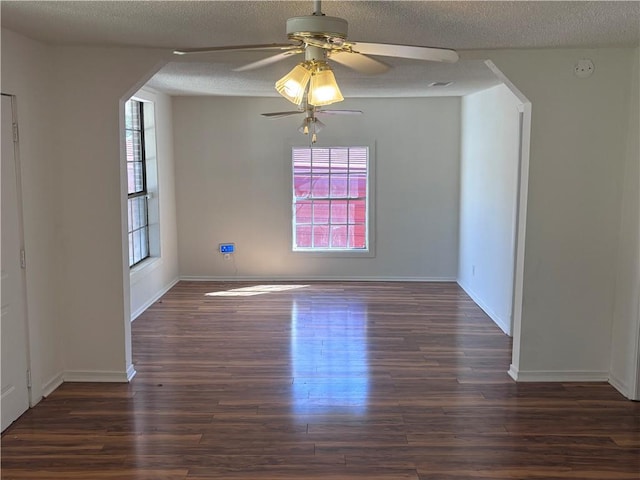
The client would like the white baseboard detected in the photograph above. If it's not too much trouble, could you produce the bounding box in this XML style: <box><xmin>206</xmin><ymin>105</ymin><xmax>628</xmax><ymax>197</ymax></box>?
<box><xmin>608</xmin><ymin>371</ymin><xmax>630</xmax><ymax>398</ymax></box>
<box><xmin>180</xmin><ymin>275</ymin><xmax>457</xmax><ymax>282</ymax></box>
<box><xmin>457</xmin><ymin>280</ymin><xmax>511</xmax><ymax>335</ymax></box>
<box><xmin>39</xmin><ymin>367</ymin><xmax>136</xmax><ymax>396</ymax></box>
<box><xmin>510</xmin><ymin>369</ymin><xmax>609</xmax><ymax>382</ymax></box>
<box><xmin>42</xmin><ymin>371</ymin><xmax>64</xmax><ymax>397</ymax></box>
<box><xmin>63</xmin><ymin>370</ymin><xmax>132</xmax><ymax>383</ymax></box>
<box><xmin>131</xmin><ymin>276</ymin><xmax>180</xmax><ymax>321</ymax></box>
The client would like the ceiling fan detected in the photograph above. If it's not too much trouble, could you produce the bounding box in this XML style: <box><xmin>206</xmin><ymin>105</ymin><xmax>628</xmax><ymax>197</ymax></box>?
<box><xmin>173</xmin><ymin>0</ymin><xmax>458</xmax><ymax>141</ymax></box>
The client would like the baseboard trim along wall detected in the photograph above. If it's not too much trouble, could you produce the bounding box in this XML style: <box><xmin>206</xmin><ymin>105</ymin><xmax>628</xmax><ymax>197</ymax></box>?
<box><xmin>130</xmin><ymin>276</ymin><xmax>180</xmax><ymax>321</ymax></box>
<box><xmin>179</xmin><ymin>276</ymin><xmax>458</xmax><ymax>282</ymax></box>
<box><xmin>607</xmin><ymin>372</ymin><xmax>630</xmax><ymax>399</ymax></box>
<box><xmin>508</xmin><ymin>366</ymin><xmax>610</xmax><ymax>382</ymax></box>
<box><xmin>40</xmin><ymin>368</ymin><xmax>136</xmax><ymax>399</ymax></box>
<box><xmin>63</xmin><ymin>370</ymin><xmax>133</xmax><ymax>383</ymax></box>
<box><xmin>457</xmin><ymin>280</ymin><xmax>511</xmax><ymax>335</ymax></box>
<box><xmin>42</xmin><ymin>372</ymin><xmax>64</xmax><ymax>398</ymax></box>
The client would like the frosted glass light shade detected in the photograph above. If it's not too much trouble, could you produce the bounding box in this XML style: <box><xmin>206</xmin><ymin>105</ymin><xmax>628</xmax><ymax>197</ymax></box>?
<box><xmin>275</xmin><ymin>64</ymin><xmax>312</xmax><ymax>105</ymax></box>
<box><xmin>308</xmin><ymin>68</ymin><xmax>344</xmax><ymax>106</ymax></box>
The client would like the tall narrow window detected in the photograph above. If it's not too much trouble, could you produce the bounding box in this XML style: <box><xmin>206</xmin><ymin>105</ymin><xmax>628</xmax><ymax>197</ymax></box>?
<box><xmin>292</xmin><ymin>146</ymin><xmax>370</xmax><ymax>251</ymax></box>
<box><xmin>125</xmin><ymin>99</ymin><xmax>149</xmax><ymax>266</ymax></box>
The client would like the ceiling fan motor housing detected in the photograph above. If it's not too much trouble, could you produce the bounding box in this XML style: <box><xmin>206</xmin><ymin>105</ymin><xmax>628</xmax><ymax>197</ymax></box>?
<box><xmin>286</xmin><ymin>15</ymin><xmax>348</xmax><ymax>42</ymax></box>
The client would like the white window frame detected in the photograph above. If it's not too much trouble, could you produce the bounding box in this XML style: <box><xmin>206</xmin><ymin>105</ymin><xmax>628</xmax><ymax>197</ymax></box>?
<box><xmin>125</xmin><ymin>99</ymin><xmax>150</xmax><ymax>267</ymax></box>
<box><xmin>290</xmin><ymin>144</ymin><xmax>375</xmax><ymax>258</ymax></box>
<box><xmin>126</xmin><ymin>93</ymin><xmax>161</xmax><ymax>273</ymax></box>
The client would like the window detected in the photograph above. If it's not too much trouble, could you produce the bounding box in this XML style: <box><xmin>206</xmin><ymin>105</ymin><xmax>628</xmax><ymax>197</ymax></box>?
<box><xmin>292</xmin><ymin>146</ymin><xmax>370</xmax><ymax>252</ymax></box>
<box><xmin>125</xmin><ymin>99</ymin><xmax>149</xmax><ymax>266</ymax></box>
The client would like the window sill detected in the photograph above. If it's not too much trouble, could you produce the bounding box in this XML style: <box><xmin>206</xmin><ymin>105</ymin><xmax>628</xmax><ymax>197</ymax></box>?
<box><xmin>292</xmin><ymin>248</ymin><xmax>375</xmax><ymax>258</ymax></box>
<box><xmin>130</xmin><ymin>257</ymin><xmax>163</xmax><ymax>285</ymax></box>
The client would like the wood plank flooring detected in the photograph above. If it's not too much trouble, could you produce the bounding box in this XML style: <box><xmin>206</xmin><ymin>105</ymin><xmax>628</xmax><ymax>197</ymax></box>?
<box><xmin>2</xmin><ymin>281</ymin><xmax>639</xmax><ymax>479</ymax></box>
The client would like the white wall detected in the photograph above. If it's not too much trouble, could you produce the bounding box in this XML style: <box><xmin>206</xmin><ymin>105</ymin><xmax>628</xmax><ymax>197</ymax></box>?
<box><xmin>2</xmin><ymin>29</ymin><xmax>173</xmax><ymax>388</ymax></box>
<box><xmin>458</xmin><ymin>84</ymin><xmax>521</xmax><ymax>335</ymax></box>
<box><xmin>172</xmin><ymin>96</ymin><xmax>461</xmax><ymax>280</ymax></box>
<box><xmin>610</xmin><ymin>47</ymin><xmax>640</xmax><ymax>398</ymax></box>
<box><xmin>4</xmin><ymin>25</ymin><xmax>639</xmax><ymax>401</ymax></box>
<box><xmin>1</xmin><ymin>29</ymin><xmax>62</xmax><ymax>401</ymax></box>
<box><xmin>50</xmin><ymin>45</ymin><xmax>168</xmax><ymax>381</ymax></box>
<box><xmin>129</xmin><ymin>88</ymin><xmax>179</xmax><ymax>321</ymax></box>
<box><xmin>463</xmin><ymin>48</ymin><xmax>636</xmax><ymax>381</ymax></box>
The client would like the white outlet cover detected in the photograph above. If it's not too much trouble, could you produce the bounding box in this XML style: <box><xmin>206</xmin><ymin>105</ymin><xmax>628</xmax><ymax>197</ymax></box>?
<box><xmin>574</xmin><ymin>59</ymin><xmax>594</xmax><ymax>78</ymax></box>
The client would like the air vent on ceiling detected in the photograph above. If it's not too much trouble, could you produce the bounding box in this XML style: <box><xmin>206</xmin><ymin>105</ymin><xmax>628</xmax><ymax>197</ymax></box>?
<box><xmin>428</xmin><ymin>81</ymin><xmax>453</xmax><ymax>87</ymax></box>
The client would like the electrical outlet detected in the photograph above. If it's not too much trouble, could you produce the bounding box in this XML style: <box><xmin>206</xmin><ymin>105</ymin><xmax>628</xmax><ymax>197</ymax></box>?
<box><xmin>574</xmin><ymin>59</ymin><xmax>594</xmax><ymax>78</ymax></box>
<box><xmin>219</xmin><ymin>243</ymin><xmax>235</xmax><ymax>254</ymax></box>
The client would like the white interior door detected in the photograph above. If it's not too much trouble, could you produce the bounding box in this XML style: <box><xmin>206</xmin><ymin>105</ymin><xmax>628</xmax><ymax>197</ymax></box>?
<box><xmin>1</xmin><ymin>93</ymin><xmax>30</xmax><ymax>432</ymax></box>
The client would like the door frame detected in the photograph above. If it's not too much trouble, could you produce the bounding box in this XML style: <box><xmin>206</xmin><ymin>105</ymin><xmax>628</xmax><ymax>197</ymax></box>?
<box><xmin>633</xmin><ymin>265</ymin><xmax>640</xmax><ymax>401</ymax></box>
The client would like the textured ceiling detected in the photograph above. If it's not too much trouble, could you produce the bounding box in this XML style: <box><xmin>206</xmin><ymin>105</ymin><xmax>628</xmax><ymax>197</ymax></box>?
<box><xmin>2</xmin><ymin>1</ymin><xmax>639</xmax><ymax>97</ymax></box>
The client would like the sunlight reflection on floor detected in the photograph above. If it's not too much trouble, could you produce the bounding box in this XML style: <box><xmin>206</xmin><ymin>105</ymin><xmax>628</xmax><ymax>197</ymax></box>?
<box><xmin>290</xmin><ymin>299</ymin><xmax>369</xmax><ymax>415</ymax></box>
<box><xmin>205</xmin><ymin>284</ymin><xmax>309</xmax><ymax>297</ymax></box>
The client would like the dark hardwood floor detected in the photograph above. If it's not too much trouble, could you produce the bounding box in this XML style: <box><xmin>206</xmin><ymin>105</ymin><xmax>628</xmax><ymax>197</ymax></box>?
<box><xmin>2</xmin><ymin>281</ymin><xmax>639</xmax><ymax>479</ymax></box>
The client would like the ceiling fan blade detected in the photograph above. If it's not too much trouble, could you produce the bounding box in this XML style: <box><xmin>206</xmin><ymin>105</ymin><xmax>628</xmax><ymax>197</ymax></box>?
<box><xmin>316</xmin><ymin>109</ymin><xmax>363</xmax><ymax>115</ymax></box>
<box><xmin>329</xmin><ymin>51</ymin><xmax>390</xmax><ymax>74</ymax></box>
<box><xmin>347</xmin><ymin>42</ymin><xmax>459</xmax><ymax>63</ymax></box>
<box><xmin>234</xmin><ymin>50</ymin><xmax>302</xmax><ymax>72</ymax></box>
<box><xmin>261</xmin><ymin>111</ymin><xmax>304</xmax><ymax>118</ymax></box>
<box><xmin>173</xmin><ymin>43</ymin><xmax>300</xmax><ymax>55</ymax></box>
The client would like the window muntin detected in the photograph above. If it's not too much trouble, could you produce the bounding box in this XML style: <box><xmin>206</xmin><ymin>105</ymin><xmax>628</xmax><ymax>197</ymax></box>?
<box><xmin>292</xmin><ymin>146</ymin><xmax>369</xmax><ymax>251</ymax></box>
<box><xmin>125</xmin><ymin>99</ymin><xmax>149</xmax><ymax>266</ymax></box>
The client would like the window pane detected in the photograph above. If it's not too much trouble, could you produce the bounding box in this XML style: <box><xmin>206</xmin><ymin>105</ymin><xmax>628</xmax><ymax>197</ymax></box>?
<box><xmin>125</xmin><ymin>102</ymin><xmax>134</xmax><ymax>130</ymax></box>
<box><xmin>313</xmin><ymin>200</ymin><xmax>330</xmax><ymax>224</ymax></box>
<box><xmin>130</xmin><ymin>102</ymin><xmax>141</xmax><ymax>129</ymax></box>
<box><xmin>127</xmin><ymin>161</ymin><xmax>136</xmax><ymax>194</ymax></box>
<box><xmin>133</xmin><ymin>160</ymin><xmax>144</xmax><ymax>192</ymax></box>
<box><xmin>139</xmin><ymin>228</ymin><xmax>149</xmax><ymax>259</ymax></box>
<box><xmin>128</xmin><ymin>232</ymin><xmax>134</xmax><ymax>266</ymax></box>
<box><xmin>349</xmin><ymin>224</ymin><xmax>366</xmax><ymax>249</ymax></box>
<box><xmin>128</xmin><ymin>199</ymin><xmax>133</xmax><ymax>231</ymax></box>
<box><xmin>294</xmin><ymin>174</ymin><xmax>311</xmax><ymax>198</ymax></box>
<box><xmin>330</xmin><ymin>174</ymin><xmax>348</xmax><ymax>197</ymax></box>
<box><xmin>311</xmin><ymin>148</ymin><xmax>330</xmax><ymax>174</ymax></box>
<box><xmin>311</xmin><ymin>174</ymin><xmax>329</xmax><ymax>198</ymax></box>
<box><xmin>313</xmin><ymin>225</ymin><xmax>329</xmax><ymax>247</ymax></box>
<box><xmin>295</xmin><ymin>201</ymin><xmax>312</xmax><ymax>224</ymax></box>
<box><xmin>133</xmin><ymin>229</ymin><xmax>142</xmax><ymax>264</ymax></box>
<box><xmin>331</xmin><ymin>200</ymin><xmax>347</xmax><ymax>224</ymax></box>
<box><xmin>349</xmin><ymin>176</ymin><xmax>366</xmax><ymax>198</ymax></box>
<box><xmin>131</xmin><ymin>198</ymin><xmax>141</xmax><ymax>230</ymax></box>
<box><xmin>331</xmin><ymin>148</ymin><xmax>349</xmax><ymax>173</ymax></box>
<box><xmin>130</xmin><ymin>131</ymin><xmax>142</xmax><ymax>162</ymax></box>
<box><xmin>138</xmin><ymin>196</ymin><xmax>147</xmax><ymax>229</ymax></box>
<box><xmin>348</xmin><ymin>200</ymin><xmax>366</xmax><ymax>224</ymax></box>
<box><xmin>349</xmin><ymin>148</ymin><xmax>367</xmax><ymax>169</ymax></box>
<box><xmin>126</xmin><ymin>130</ymin><xmax>135</xmax><ymax>162</ymax></box>
<box><xmin>296</xmin><ymin>225</ymin><xmax>312</xmax><ymax>248</ymax></box>
<box><xmin>331</xmin><ymin>225</ymin><xmax>347</xmax><ymax>248</ymax></box>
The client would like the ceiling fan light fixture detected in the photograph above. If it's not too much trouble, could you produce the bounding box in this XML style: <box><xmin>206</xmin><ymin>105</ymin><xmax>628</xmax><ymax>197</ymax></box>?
<box><xmin>275</xmin><ymin>63</ymin><xmax>312</xmax><ymax>105</ymax></box>
<box><xmin>299</xmin><ymin>118</ymin><xmax>310</xmax><ymax>134</ymax></box>
<box><xmin>299</xmin><ymin>115</ymin><xmax>325</xmax><ymax>144</ymax></box>
<box><xmin>308</xmin><ymin>64</ymin><xmax>344</xmax><ymax>106</ymax></box>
